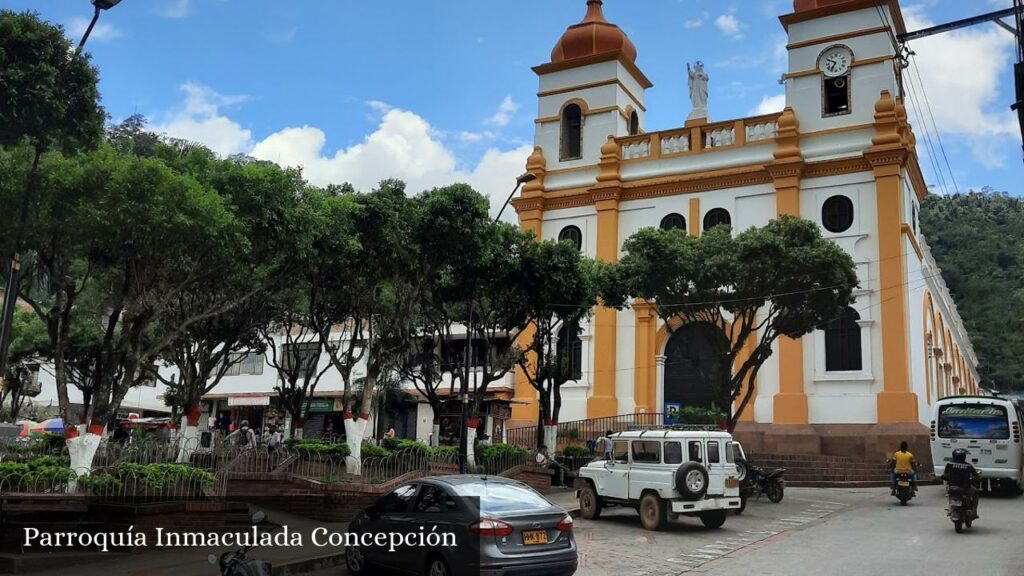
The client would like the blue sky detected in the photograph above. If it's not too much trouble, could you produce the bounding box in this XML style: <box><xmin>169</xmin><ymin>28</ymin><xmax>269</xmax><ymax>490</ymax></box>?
<box><xmin>9</xmin><ymin>0</ymin><xmax>1022</xmax><ymax>215</ymax></box>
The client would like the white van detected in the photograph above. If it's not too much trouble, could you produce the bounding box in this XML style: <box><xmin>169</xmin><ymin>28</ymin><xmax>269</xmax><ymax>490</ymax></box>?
<box><xmin>576</xmin><ymin>429</ymin><xmax>741</xmax><ymax>531</ymax></box>
<box><xmin>930</xmin><ymin>396</ymin><xmax>1023</xmax><ymax>494</ymax></box>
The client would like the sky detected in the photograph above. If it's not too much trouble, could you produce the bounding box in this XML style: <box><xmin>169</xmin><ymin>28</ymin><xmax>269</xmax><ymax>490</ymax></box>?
<box><xmin>8</xmin><ymin>0</ymin><xmax>1023</xmax><ymax>219</ymax></box>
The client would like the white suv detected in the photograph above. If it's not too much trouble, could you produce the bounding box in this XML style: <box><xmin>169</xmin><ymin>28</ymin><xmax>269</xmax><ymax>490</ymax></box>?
<box><xmin>576</xmin><ymin>429</ymin><xmax>742</xmax><ymax>531</ymax></box>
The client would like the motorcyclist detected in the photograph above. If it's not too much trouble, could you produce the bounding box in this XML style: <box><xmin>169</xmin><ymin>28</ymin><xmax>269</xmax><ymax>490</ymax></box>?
<box><xmin>941</xmin><ymin>448</ymin><xmax>980</xmax><ymax>516</ymax></box>
<box><xmin>889</xmin><ymin>441</ymin><xmax>918</xmax><ymax>495</ymax></box>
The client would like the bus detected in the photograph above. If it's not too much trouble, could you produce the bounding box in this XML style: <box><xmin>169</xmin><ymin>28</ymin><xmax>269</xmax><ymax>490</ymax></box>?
<box><xmin>930</xmin><ymin>396</ymin><xmax>1023</xmax><ymax>495</ymax></box>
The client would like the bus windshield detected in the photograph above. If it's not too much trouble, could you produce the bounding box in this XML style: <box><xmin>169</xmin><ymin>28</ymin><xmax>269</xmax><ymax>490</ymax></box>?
<box><xmin>937</xmin><ymin>404</ymin><xmax>1010</xmax><ymax>440</ymax></box>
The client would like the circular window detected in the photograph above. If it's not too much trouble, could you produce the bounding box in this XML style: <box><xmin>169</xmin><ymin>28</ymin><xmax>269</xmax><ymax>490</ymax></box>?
<box><xmin>702</xmin><ymin>208</ymin><xmax>731</xmax><ymax>231</ymax></box>
<box><xmin>821</xmin><ymin>195</ymin><xmax>854</xmax><ymax>233</ymax></box>
<box><xmin>558</xmin><ymin>225</ymin><xmax>583</xmax><ymax>251</ymax></box>
<box><xmin>660</xmin><ymin>213</ymin><xmax>686</xmax><ymax>231</ymax></box>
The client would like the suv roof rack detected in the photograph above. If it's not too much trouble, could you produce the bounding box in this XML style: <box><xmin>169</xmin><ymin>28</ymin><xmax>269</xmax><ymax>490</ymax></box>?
<box><xmin>620</xmin><ymin>424</ymin><xmax>724</xmax><ymax>432</ymax></box>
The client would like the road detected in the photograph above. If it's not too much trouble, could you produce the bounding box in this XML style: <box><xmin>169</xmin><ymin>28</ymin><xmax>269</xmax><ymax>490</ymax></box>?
<box><xmin>569</xmin><ymin>486</ymin><xmax>1024</xmax><ymax>576</ymax></box>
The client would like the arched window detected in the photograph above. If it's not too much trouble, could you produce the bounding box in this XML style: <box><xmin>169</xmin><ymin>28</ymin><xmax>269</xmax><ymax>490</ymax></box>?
<box><xmin>703</xmin><ymin>208</ymin><xmax>731</xmax><ymax>231</ymax></box>
<box><xmin>821</xmin><ymin>307</ymin><xmax>862</xmax><ymax>371</ymax></box>
<box><xmin>628</xmin><ymin>110</ymin><xmax>640</xmax><ymax>136</ymax></box>
<box><xmin>558</xmin><ymin>225</ymin><xmax>583</xmax><ymax>251</ymax></box>
<box><xmin>660</xmin><ymin>213</ymin><xmax>686</xmax><ymax>231</ymax></box>
<box><xmin>560</xmin><ymin>103</ymin><xmax>583</xmax><ymax>161</ymax></box>
<box><xmin>557</xmin><ymin>322</ymin><xmax>583</xmax><ymax>380</ymax></box>
<box><xmin>821</xmin><ymin>195</ymin><xmax>854</xmax><ymax>233</ymax></box>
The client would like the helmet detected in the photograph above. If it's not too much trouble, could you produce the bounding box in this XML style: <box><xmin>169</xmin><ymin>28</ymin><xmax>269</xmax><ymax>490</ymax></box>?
<box><xmin>952</xmin><ymin>448</ymin><xmax>968</xmax><ymax>463</ymax></box>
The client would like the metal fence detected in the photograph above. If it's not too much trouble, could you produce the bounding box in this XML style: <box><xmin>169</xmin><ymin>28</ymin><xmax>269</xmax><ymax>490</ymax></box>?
<box><xmin>0</xmin><ymin>466</ymin><xmax>220</xmax><ymax>503</ymax></box>
<box><xmin>506</xmin><ymin>413</ymin><xmax>666</xmax><ymax>452</ymax></box>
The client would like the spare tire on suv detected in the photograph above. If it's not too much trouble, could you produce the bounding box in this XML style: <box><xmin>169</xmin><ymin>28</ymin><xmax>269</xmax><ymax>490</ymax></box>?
<box><xmin>675</xmin><ymin>462</ymin><xmax>709</xmax><ymax>501</ymax></box>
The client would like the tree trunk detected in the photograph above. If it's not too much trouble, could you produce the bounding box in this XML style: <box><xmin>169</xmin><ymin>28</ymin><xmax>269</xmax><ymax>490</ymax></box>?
<box><xmin>293</xmin><ymin>420</ymin><xmax>304</xmax><ymax>440</ymax></box>
<box><xmin>343</xmin><ymin>412</ymin><xmax>369</xmax><ymax>475</ymax></box>
<box><xmin>430</xmin><ymin>418</ymin><xmax>440</xmax><ymax>448</ymax></box>
<box><xmin>465</xmin><ymin>418</ymin><xmax>479</xmax><ymax>468</ymax></box>
<box><xmin>543</xmin><ymin>420</ymin><xmax>558</xmax><ymax>454</ymax></box>
<box><xmin>176</xmin><ymin>404</ymin><xmax>202</xmax><ymax>464</ymax></box>
<box><xmin>67</xmin><ymin>422</ymin><xmax>106</xmax><ymax>484</ymax></box>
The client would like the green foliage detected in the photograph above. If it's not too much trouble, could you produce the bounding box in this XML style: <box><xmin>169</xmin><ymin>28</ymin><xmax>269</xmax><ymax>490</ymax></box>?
<box><xmin>360</xmin><ymin>443</ymin><xmax>392</xmax><ymax>460</ymax></box>
<box><xmin>0</xmin><ymin>10</ymin><xmax>105</xmax><ymax>152</ymax></box>
<box><xmin>26</xmin><ymin>455</ymin><xmax>69</xmax><ymax>470</ymax></box>
<box><xmin>380</xmin><ymin>436</ymin><xmax>401</xmax><ymax>451</ymax></box>
<box><xmin>478</xmin><ymin>443</ymin><xmax>529</xmax><ymax>463</ymax></box>
<box><xmin>602</xmin><ymin>216</ymin><xmax>857</xmax><ymax>425</ymax></box>
<box><xmin>394</xmin><ymin>439</ymin><xmax>430</xmax><ymax>457</ymax></box>
<box><xmin>0</xmin><ymin>462</ymin><xmax>30</xmax><ymax>479</ymax></box>
<box><xmin>429</xmin><ymin>445</ymin><xmax>459</xmax><ymax>459</ymax></box>
<box><xmin>562</xmin><ymin>445</ymin><xmax>590</xmax><ymax>458</ymax></box>
<box><xmin>77</xmin><ymin>473</ymin><xmax>122</xmax><ymax>492</ymax></box>
<box><xmin>677</xmin><ymin>406</ymin><xmax>727</xmax><ymax>425</ymax></box>
<box><xmin>919</xmin><ymin>190</ymin><xmax>1024</xmax><ymax>391</ymax></box>
<box><xmin>116</xmin><ymin>463</ymin><xmax>214</xmax><ymax>488</ymax></box>
<box><xmin>286</xmin><ymin>439</ymin><xmax>350</xmax><ymax>458</ymax></box>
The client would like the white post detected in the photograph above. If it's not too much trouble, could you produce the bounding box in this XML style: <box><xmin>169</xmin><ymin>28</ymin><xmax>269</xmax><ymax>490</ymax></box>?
<box><xmin>344</xmin><ymin>413</ymin><xmax>369</xmax><ymax>475</ymax></box>
<box><xmin>655</xmin><ymin>355</ymin><xmax>667</xmax><ymax>417</ymax></box>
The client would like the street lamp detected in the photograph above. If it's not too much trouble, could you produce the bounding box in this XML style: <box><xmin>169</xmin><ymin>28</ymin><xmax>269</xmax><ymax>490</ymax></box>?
<box><xmin>0</xmin><ymin>0</ymin><xmax>125</xmax><ymax>385</ymax></box>
<box><xmin>78</xmin><ymin>0</ymin><xmax>123</xmax><ymax>53</ymax></box>
<box><xmin>457</xmin><ymin>172</ymin><xmax>538</xmax><ymax>473</ymax></box>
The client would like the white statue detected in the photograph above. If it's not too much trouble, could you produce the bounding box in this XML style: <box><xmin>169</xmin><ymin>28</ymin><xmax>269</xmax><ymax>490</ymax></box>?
<box><xmin>687</xmin><ymin>61</ymin><xmax>709</xmax><ymax>120</ymax></box>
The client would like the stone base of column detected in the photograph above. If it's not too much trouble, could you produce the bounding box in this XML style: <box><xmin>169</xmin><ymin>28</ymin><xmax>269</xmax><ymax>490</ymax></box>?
<box><xmin>762</xmin><ymin>424</ymin><xmax>821</xmax><ymax>455</ymax></box>
<box><xmin>876</xmin><ymin>391</ymin><xmax>919</xmax><ymax>423</ymax></box>
<box><xmin>865</xmin><ymin>421</ymin><xmax>932</xmax><ymax>469</ymax></box>
<box><xmin>586</xmin><ymin>395</ymin><xmax>618</xmax><ymax>419</ymax></box>
<box><xmin>772</xmin><ymin>393</ymin><xmax>809</xmax><ymax>425</ymax></box>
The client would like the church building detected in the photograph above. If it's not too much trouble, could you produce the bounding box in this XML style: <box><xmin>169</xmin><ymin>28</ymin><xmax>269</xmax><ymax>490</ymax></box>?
<box><xmin>509</xmin><ymin>0</ymin><xmax>981</xmax><ymax>460</ymax></box>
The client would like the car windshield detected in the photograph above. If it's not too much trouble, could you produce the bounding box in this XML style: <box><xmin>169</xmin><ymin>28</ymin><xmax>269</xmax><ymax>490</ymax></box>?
<box><xmin>453</xmin><ymin>482</ymin><xmax>553</xmax><ymax>514</ymax></box>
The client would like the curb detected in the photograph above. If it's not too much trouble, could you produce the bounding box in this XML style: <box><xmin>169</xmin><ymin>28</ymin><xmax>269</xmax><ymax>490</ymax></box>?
<box><xmin>271</xmin><ymin>551</ymin><xmax>347</xmax><ymax>576</ymax></box>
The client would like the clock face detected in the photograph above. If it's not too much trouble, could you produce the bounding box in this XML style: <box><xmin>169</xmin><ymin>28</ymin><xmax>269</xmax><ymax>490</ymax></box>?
<box><xmin>819</xmin><ymin>46</ymin><xmax>852</xmax><ymax>78</ymax></box>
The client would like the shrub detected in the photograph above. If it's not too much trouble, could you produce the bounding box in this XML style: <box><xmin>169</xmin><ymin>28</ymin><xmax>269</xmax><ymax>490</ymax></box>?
<box><xmin>26</xmin><ymin>455</ymin><xmax>70</xmax><ymax>471</ymax></box>
<box><xmin>429</xmin><ymin>445</ymin><xmax>458</xmax><ymax>459</ymax></box>
<box><xmin>478</xmin><ymin>443</ymin><xmax>529</xmax><ymax>463</ymax></box>
<box><xmin>678</xmin><ymin>406</ymin><xmax>727</xmax><ymax>425</ymax></box>
<box><xmin>117</xmin><ymin>463</ymin><xmax>215</xmax><ymax>488</ymax></box>
<box><xmin>381</xmin><ymin>436</ymin><xmax>401</xmax><ymax>451</ymax></box>
<box><xmin>360</xmin><ymin>443</ymin><xmax>392</xmax><ymax>460</ymax></box>
<box><xmin>77</xmin><ymin>474</ymin><xmax>123</xmax><ymax>492</ymax></box>
<box><xmin>289</xmin><ymin>440</ymin><xmax>350</xmax><ymax>458</ymax></box>
<box><xmin>395</xmin><ymin>439</ymin><xmax>430</xmax><ymax>457</ymax></box>
<box><xmin>0</xmin><ymin>462</ymin><xmax>30</xmax><ymax>480</ymax></box>
<box><xmin>562</xmin><ymin>445</ymin><xmax>590</xmax><ymax>458</ymax></box>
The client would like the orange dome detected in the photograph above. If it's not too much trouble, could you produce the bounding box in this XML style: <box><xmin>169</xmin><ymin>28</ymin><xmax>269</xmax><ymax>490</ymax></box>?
<box><xmin>550</xmin><ymin>0</ymin><xmax>637</xmax><ymax>65</ymax></box>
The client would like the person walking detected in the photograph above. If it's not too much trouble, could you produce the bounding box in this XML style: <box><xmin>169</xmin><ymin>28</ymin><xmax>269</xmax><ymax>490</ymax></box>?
<box><xmin>594</xmin><ymin>430</ymin><xmax>615</xmax><ymax>460</ymax></box>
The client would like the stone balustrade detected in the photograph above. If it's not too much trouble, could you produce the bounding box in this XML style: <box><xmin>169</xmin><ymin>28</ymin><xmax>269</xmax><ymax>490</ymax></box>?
<box><xmin>615</xmin><ymin>112</ymin><xmax>783</xmax><ymax>163</ymax></box>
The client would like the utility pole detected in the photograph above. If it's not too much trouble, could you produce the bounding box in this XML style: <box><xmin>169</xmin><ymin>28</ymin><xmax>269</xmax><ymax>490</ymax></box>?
<box><xmin>896</xmin><ymin>3</ymin><xmax>1024</xmax><ymax>162</ymax></box>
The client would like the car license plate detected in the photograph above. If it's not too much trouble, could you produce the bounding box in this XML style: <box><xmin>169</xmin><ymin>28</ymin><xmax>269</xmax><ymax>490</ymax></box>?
<box><xmin>522</xmin><ymin>530</ymin><xmax>548</xmax><ymax>545</ymax></box>
<box><xmin>726</xmin><ymin>477</ymin><xmax>739</xmax><ymax>488</ymax></box>
<box><xmin>898</xmin><ymin>481</ymin><xmax>910</xmax><ymax>487</ymax></box>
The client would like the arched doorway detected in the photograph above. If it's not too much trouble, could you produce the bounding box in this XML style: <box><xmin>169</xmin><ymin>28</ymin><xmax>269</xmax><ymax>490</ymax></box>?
<box><xmin>663</xmin><ymin>323</ymin><xmax>729</xmax><ymax>412</ymax></box>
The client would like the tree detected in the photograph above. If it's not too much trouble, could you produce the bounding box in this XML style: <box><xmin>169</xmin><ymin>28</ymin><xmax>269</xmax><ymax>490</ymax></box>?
<box><xmin>600</xmin><ymin>215</ymin><xmax>858</xmax><ymax>430</ymax></box>
<box><xmin>0</xmin><ymin>310</ymin><xmax>48</xmax><ymax>420</ymax></box>
<box><xmin>0</xmin><ymin>11</ymin><xmax>106</xmax><ymax>384</ymax></box>
<box><xmin>516</xmin><ymin>239</ymin><xmax>600</xmax><ymax>449</ymax></box>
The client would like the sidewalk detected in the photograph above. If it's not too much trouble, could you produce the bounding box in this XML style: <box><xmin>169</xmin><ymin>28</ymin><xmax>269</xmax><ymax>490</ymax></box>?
<box><xmin>15</xmin><ymin>505</ymin><xmax>348</xmax><ymax>576</ymax></box>
<box><xmin>547</xmin><ymin>487</ymin><xmax>578</xmax><ymax>511</ymax></box>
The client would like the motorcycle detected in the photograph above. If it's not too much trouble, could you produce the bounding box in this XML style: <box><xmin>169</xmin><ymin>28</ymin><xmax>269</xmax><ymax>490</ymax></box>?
<box><xmin>947</xmin><ymin>486</ymin><xmax>979</xmax><ymax>533</ymax></box>
<box><xmin>746</xmin><ymin>465</ymin><xmax>786</xmax><ymax>504</ymax></box>
<box><xmin>208</xmin><ymin>511</ymin><xmax>273</xmax><ymax>576</ymax></box>
<box><xmin>892</xmin><ymin>471</ymin><xmax>916</xmax><ymax>505</ymax></box>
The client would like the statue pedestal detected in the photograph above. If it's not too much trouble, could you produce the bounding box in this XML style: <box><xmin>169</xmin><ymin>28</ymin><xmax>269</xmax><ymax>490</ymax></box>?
<box><xmin>685</xmin><ymin>116</ymin><xmax>708</xmax><ymax>127</ymax></box>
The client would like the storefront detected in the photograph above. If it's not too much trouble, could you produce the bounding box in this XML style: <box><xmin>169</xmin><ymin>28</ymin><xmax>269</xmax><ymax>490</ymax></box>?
<box><xmin>302</xmin><ymin>397</ymin><xmax>345</xmax><ymax>438</ymax></box>
<box><xmin>437</xmin><ymin>396</ymin><xmax>513</xmax><ymax>445</ymax></box>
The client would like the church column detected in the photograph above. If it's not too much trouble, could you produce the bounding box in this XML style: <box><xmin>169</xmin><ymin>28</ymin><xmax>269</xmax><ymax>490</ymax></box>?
<box><xmin>633</xmin><ymin>299</ymin><xmax>657</xmax><ymax>413</ymax></box>
<box><xmin>768</xmin><ymin>107</ymin><xmax>809</xmax><ymax>425</ymax></box>
<box><xmin>511</xmin><ymin>147</ymin><xmax>547</xmax><ymax>425</ymax></box>
<box><xmin>588</xmin><ymin>137</ymin><xmax>621</xmax><ymax>418</ymax></box>
<box><xmin>866</xmin><ymin>91</ymin><xmax>917</xmax><ymax>423</ymax></box>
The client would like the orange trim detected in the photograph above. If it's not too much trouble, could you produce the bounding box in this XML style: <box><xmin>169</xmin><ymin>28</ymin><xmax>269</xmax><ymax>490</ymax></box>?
<box><xmin>785</xmin><ymin>25</ymin><xmax>890</xmax><ymax>50</ymax></box>
<box><xmin>783</xmin><ymin>55</ymin><xmax>896</xmax><ymax>80</ymax></box>
<box><xmin>688</xmin><ymin>198</ymin><xmax>700</xmax><ymax>237</ymax></box>
<box><xmin>901</xmin><ymin>224</ymin><xmax>923</xmax><ymax>261</ymax></box>
<box><xmin>537</xmin><ymin>78</ymin><xmax>647</xmax><ymax>113</ymax></box>
<box><xmin>588</xmin><ymin>184</ymin><xmax>621</xmax><ymax>419</ymax></box>
<box><xmin>781</xmin><ymin>0</ymin><xmax>906</xmax><ymax>36</ymax></box>
<box><xmin>633</xmin><ymin>300</ymin><xmax>657</xmax><ymax>413</ymax></box>
<box><xmin>533</xmin><ymin>50</ymin><xmax>654</xmax><ymax>89</ymax></box>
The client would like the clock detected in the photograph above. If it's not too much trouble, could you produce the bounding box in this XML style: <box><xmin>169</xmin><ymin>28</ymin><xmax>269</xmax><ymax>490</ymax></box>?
<box><xmin>818</xmin><ymin>45</ymin><xmax>853</xmax><ymax>78</ymax></box>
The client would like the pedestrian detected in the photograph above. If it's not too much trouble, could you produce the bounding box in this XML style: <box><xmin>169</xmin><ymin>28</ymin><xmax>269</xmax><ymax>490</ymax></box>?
<box><xmin>385</xmin><ymin>424</ymin><xmax>396</xmax><ymax>439</ymax></box>
<box><xmin>267</xmin><ymin>426</ymin><xmax>283</xmax><ymax>450</ymax></box>
<box><xmin>535</xmin><ymin>445</ymin><xmax>569</xmax><ymax>487</ymax></box>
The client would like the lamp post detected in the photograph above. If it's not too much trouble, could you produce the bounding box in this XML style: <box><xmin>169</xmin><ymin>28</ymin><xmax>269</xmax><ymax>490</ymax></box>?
<box><xmin>0</xmin><ymin>0</ymin><xmax>124</xmax><ymax>388</ymax></box>
<box><xmin>457</xmin><ymin>171</ymin><xmax>536</xmax><ymax>473</ymax></box>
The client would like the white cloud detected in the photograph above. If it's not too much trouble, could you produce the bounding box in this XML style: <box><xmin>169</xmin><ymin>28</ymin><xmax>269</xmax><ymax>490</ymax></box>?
<box><xmin>160</xmin><ymin>0</ymin><xmax>190</xmax><ymax>18</ymax></box>
<box><xmin>683</xmin><ymin>18</ymin><xmax>703</xmax><ymax>29</ymax></box>
<box><xmin>152</xmin><ymin>84</ymin><xmax>532</xmax><ymax>221</ymax></box>
<box><xmin>750</xmin><ymin>94</ymin><xmax>786</xmax><ymax>115</ymax></box>
<box><xmin>714</xmin><ymin>14</ymin><xmax>743</xmax><ymax>39</ymax></box>
<box><xmin>901</xmin><ymin>5</ymin><xmax>1019</xmax><ymax>166</ymax></box>
<box><xmin>151</xmin><ymin>83</ymin><xmax>253</xmax><ymax>156</ymax></box>
<box><xmin>484</xmin><ymin>96</ymin><xmax>519</xmax><ymax>128</ymax></box>
<box><xmin>66</xmin><ymin>17</ymin><xmax>121</xmax><ymax>43</ymax></box>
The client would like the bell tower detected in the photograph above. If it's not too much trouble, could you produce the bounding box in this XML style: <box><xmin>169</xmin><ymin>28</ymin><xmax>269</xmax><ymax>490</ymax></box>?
<box><xmin>532</xmin><ymin>0</ymin><xmax>652</xmax><ymax>172</ymax></box>
<box><xmin>781</xmin><ymin>0</ymin><xmax>907</xmax><ymax>135</ymax></box>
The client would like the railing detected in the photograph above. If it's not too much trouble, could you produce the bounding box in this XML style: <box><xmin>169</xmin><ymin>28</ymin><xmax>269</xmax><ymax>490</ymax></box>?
<box><xmin>615</xmin><ymin>112</ymin><xmax>782</xmax><ymax>162</ymax></box>
<box><xmin>506</xmin><ymin>413</ymin><xmax>666</xmax><ymax>452</ymax></box>
<box><xmin>0</xmin><ymin>466</ymin><xmax>221</xmax><ymax>503</ymax></box>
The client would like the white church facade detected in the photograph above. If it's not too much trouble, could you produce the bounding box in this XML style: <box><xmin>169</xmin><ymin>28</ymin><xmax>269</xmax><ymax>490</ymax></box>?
<box><xmin>509</xmin><ymin>0</ymin><xmax>981</xmax><ymax>459</ymax></box>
